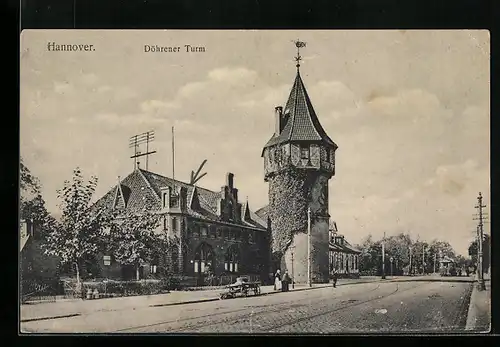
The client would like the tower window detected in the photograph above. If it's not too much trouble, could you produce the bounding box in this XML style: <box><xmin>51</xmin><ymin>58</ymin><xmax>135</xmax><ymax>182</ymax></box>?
<box><xmin>300</xmin><ymin>145</ymin><xmax>310</xmax><ymax>159</ymax></box>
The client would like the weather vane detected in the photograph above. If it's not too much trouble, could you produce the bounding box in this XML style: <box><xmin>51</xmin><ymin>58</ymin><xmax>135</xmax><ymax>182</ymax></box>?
<box><xmin>292</xmin><ymin>40</ymin><xmax>307</xmax><ymax>69</ymax></box>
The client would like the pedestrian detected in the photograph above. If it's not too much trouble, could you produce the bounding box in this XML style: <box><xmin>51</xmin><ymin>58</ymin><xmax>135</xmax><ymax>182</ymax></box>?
<box><xmin>282</xmin><ymin>271</ymin><xmax>290</xmax><ymax>292</ymax></box>
<box><xmin>274</xmin><ymin>269</ymin><xmax>282</xmax><ymax>291</ymax></box>
<box><xmin>332</xmin><ymin>270</ymin><xmax>338</xmax><ymax>288</ymax></box>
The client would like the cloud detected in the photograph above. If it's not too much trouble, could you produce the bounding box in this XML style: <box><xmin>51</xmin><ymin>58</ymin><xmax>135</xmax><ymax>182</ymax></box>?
<box><xmin>367</xmin><ymin>89</ymin><xmax>453</xmax><ymax>122</ymax></box>
<box><xmin>208</xmin><ymin>67</ymin><xmax>258</xmax><ymax>84</ymax></box>
<box><xmin>140</xmin><ymin>99</ymin><xmax>181</xmax><ymax>113</ymax></box>
<box><xmin>54</xmin><ymin>81</ymin><xmax>73</xmax><ymax>94</ymax></box>
<box><xmin>80</xmin><ymin>72</ymin><xmax>99</xmax><ymax>85</ymax></box>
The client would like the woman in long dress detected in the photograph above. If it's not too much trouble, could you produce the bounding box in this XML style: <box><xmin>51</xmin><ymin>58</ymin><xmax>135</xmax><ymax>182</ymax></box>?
<box><xmin>274</xmin><ymin>269</ymin><xmax>282</xmax><ymax>291</ymax></box>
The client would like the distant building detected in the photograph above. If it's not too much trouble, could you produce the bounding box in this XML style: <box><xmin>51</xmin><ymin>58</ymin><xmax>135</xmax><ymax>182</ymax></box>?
<box><xmin>329</xmin><ymin>233</ymin><xmax>361</xmax><ymax>278</ymax></box>
<box><xmin>91</xmin><ymin>169</ymin><xmax>271</xmax><ymax>283</ymax></box>
<box><xmin>19</xmin><ymin>219</ymin><xmax>60</xmax><ymax>297</ymax></box>
<box><xmin>438</xmin><ymin>255</ymin><xmax>456</xmax><ymax>276</ymax></box>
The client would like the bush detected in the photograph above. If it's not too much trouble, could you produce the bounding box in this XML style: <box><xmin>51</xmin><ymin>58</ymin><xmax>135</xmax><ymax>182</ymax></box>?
<box><xmin>160</xmin><ymin>277</ymin><xmax>181</xmax><ymax>291</ymax></box>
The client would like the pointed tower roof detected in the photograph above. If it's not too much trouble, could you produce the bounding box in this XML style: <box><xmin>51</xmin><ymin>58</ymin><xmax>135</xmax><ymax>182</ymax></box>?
<box><xmin>263</xmin><ymin>70</ymin><xmax>337</xmax><ymax>150</ymax></box>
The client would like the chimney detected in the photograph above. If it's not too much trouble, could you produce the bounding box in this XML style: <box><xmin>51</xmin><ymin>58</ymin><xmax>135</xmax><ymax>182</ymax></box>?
<box><xmin>275</xmin><ymin>106</ymin><xmax>283</xmax><ymax>135</ymax></box>
<box><xmin>217</xmin><ymin>197</ymin><xmax>223</xmax><ymax>216</ymax></box>
<box><xmin>226</xmin><ymin>172</ymin><xmax>234</xmax><ymax>189</ymax></box>
<box><xmin>179</xmin><ymin>186</ymin><xmax>188</xmax><ymax>211</ymax></box>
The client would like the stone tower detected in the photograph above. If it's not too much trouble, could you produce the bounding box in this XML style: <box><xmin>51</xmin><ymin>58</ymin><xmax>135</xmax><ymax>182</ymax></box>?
<box><xmin>261</xmin><ymin>48</ymin><xmax>337</xmax><ymax>284</ymax></box>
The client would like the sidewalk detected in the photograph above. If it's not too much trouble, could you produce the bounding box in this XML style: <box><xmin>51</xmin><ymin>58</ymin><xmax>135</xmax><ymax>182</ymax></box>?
<box><xmin>465</xmin><ymin>274</ymin><xmax>491</xmax><ymax>332</ymax></box>
<box><xmin>21</xmin><ymin>277</ymin><xmax>381</xmax><ymax>323</ymax></box>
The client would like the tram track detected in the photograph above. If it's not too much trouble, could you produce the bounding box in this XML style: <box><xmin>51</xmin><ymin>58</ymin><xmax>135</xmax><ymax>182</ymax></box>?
<box><xmin>263</xmin><ymin>282</ymin><xmax>426</xmax><ymax>332</ymax></box>
<box><xmin>137</xmin><ymin>282</ymin><xmax>425</xmax><ymax>333</ymax></box>
<box><xmin>167</xmin><ymin>282</ymin><xmax>412</xmax><ymax>333</ymax></box>
<box><xmin>115</xmin><ymin>282</ymin><xmax>383</xmax><ymax>332</ymax></box>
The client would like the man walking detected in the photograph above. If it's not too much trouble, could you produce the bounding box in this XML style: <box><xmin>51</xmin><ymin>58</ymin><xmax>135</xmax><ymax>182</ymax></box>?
<box><xmin>282</xmin><ymin>271</ymin><xmax>291</xmax><ymax>292</ymax></box>
<box><xmin>332</xmin><ymin>270</ymin><xmax>338</xmax><ymax>288</ymax></box>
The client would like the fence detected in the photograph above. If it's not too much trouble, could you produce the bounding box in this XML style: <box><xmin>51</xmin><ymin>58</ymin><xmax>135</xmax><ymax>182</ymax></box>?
<box><xmin>20</xmin><ymin>277</ymin><xmax>69</xmax><ymax>303</ymax></box>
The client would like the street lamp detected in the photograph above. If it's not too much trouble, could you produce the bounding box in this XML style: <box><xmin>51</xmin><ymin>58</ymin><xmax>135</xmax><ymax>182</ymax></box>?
<box><xmin>290</xmin><ymin>245</ymin><xmax>295</xmax><ymax>289</ymax></box>
<box><xmin>390</xmin><ymin>257</ymin><xmax>394</xmax><ymax>277</ymax></box>
<box><xmin>381</xmin><ymin>232</ymin><xmax>386</xmax><ymax>279</ymax></box>
<box><xmin>307</xmin><ymin>208</ymin><xmax>312</xmax><ymax>287</ymax></box>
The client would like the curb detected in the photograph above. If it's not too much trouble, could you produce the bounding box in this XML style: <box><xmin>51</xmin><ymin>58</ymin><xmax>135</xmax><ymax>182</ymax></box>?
<box><xmin>465</xmin><ymin>283</ymin><xmax>481</xmax><ymax>331</ymax></box>
<box><xmin>465</xmin><ymin>282</ymin><xmax>491</xmax><ymax>332</ymax></box>
<box><xmin>21</xmin><ymin>313</ymin><xmax>81</xmax><ymax>323</ymax></box>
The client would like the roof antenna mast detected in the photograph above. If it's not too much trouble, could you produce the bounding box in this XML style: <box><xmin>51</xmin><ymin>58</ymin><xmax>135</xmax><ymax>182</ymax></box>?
<box><xmin>129</xmin><ymin>130</ymin><xmax>156</xmax><ymax>171</ymax></box>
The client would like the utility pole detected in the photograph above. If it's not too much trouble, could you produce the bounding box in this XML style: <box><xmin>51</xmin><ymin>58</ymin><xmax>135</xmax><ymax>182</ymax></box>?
<box><xmin>381</xmin><ymin>232</ymin><xmax>386</xmax><ymax>279</ymax></box>
<box><xmin>409</xmin><ymin>246</ymin><xmax>412</xmax><ymax>276</ymax></box>
<box><xmin>422</xmin><ymin>244</ymin><xmax>425</xmax><ymax>275</ymax></box>
<box><xmin>474</xmin><ymin>192</ymin><xmax>487</xmax><ymax>291</ymax></box>
<box><xmin>290</xmin><ymin>246</ymin><xmax>295</xmax><ymax>289</ymax></box>
<box><xmin>307</xmin><ymin>208</ymin><xmax>312</xmax><ymax>287</ymax></box>
<box><xmin>433</xmin><ymin>252</ymin><xmax>437</xmax><ymax>274</ymax></box>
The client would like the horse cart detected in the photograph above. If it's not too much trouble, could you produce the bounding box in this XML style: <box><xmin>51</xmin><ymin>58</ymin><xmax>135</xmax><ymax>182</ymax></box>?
<box><xmin>219</xmin><ymin>276</ymin><xmax>261</xmax><ymax>300</ymax></box>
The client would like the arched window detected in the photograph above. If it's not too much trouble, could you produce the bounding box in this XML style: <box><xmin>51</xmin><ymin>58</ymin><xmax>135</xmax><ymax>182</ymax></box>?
<box><xmin>193</xmin><ymin>242</ymin><xmax>214</xmax><ymax>274</ymax></box>
<box><xmin>225</xmin><ymin>245</ymin><xmax>239</xmax><ymax>273</ymax></box>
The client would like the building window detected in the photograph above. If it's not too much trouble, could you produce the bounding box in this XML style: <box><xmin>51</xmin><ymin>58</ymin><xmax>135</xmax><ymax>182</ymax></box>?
<box><xmin>225</xmin><ymin>245</ymin><xmax>239</xmax><ymax>273</ymax></box>
<box><xmin>163</xmin><ymin>217</ymin><xmax>168</xmax><ymax>230</ymax></box>
<box><xmin>248</xmin><ymin>231</ymin><xmax>255</xmax><ymax>244</ymax></box>
<box><xmin>194</xmin><ymin>242</ymin><xmax>214</xmax><ymax>274</ymax></box>
<box><xmin>170</xmin><ymin>194</ymin><xmax>179</xmax><ymax>208</ymax></box>
<box><xmin>300</xmin><ymin>145</ymin><xmax>310</xmax><ymax>159</ymax></box>
<box><xmin>172</xmin><ymin>217</ymin><xmax>177</xmax><ymax>232</ymax></box>
<box><xmin>162</xmin><ymin>193</ymin><xmax>167</xmax><ymax>208</ymax></box>
<box><xmin>201</xmin><ymin>226</ymin><xmax>208</xmax><ymax>238</ymax></box>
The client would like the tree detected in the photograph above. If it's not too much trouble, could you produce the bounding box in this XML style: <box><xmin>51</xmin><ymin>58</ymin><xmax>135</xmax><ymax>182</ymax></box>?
<box><xmin>426</xmin><ymin>239</ymin><xmax>456</xmax><ymax>273</ymax></box>
<box><xmin>19</xmin><ymin>158</ymin><xmax>57</xmax><ymax>239</ymax></box>
<box><xmin>41</xmin><ymin>168</ymin><xmax>107</xmax><ymax>290</ymax></box>
<box><xmin>468</xmin><ymin>234</ymin><xmax>490</xmax><ymax>273</ymax></box>
<box><xmin>356</xmin><ymin>235</ymin><xmax>383</xmax><ymax>275</ymax></box>
<box><xmin>385</xmin><ymin>233</ymin><xmax>413</xmax><ymax>273</ymax></box>
<box><xmin>107</xmin><ymin>198</ymin><xmax>162</xmax><ymax>280</ymax></box>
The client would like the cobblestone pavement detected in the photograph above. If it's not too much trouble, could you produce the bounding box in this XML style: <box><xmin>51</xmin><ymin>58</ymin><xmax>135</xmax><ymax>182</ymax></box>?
<box><xmin>21</xmin><ymin>280</ymin><xmax>473</xmax><ymax>333</ymax></box>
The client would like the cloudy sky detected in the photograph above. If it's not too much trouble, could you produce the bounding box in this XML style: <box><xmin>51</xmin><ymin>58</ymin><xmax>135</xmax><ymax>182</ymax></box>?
<box><xmin>20</xmin><ymin>30</ymin><xmax>490</xmax><ymax>256</ymax></box>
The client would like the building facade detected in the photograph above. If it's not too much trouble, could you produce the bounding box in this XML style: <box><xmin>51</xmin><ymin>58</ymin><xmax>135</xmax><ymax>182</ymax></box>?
<box><xmin>92</xmin><ymin>169</ymin><xmax>271</xmax><ymax>283</ymax></box>
<box><xmin>259</xmin><ymin>62</ymin><xmax>338</xmax><ymax>283</ymax></box>
<box><xmin>329</xmin><ymin>234</ymin><xmax>361</xmax><ymax>278</ymax></box>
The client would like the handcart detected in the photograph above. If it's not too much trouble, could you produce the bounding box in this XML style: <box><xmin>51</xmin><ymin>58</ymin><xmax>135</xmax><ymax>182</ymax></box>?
<box><xmin>219</xmin><ymin>276</ymin><xmax>261</xmax><ymax>300</ymax></box>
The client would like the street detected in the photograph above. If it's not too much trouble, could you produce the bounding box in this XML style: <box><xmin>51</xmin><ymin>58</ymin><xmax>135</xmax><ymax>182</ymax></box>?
<box><xmin>21</xmin><ymin>279</ymin><xmax>474</xmax><ymax>333</ymax></box>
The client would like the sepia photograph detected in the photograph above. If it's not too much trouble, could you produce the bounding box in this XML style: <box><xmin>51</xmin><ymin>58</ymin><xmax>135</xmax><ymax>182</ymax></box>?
<box><xmin>19</xmin><ymin>30</ymin><xmax>490</xmax><ymax>334</ymax></box>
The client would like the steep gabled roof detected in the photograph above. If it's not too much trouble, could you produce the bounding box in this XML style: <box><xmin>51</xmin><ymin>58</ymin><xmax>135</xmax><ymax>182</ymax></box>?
<box><xmin>263</xmin><ymin>71</ymin><xmax>337</xmax><ymax>150</ymax></box>
<box><xmin>241</xmin><ymin>200</ymin><xmax>267</xmax><ymax>229</ymax></box>
<box><xmin>91</xmin><ymin>169</ymin><xmax>267</xmax><ymax>230</ymax></box>
<box><xmin>255</xmin><ymin>205</ymin><xmax>269</xmax><ymax>221</ymax></box>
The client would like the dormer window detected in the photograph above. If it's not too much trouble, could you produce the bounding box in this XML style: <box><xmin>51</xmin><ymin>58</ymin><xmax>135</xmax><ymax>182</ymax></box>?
<box><xmin>300</xmin><ymin>145</ymin><xmax>310</xmax><ymax>159</ymax></box>
<box><xmin>170</xmin><ymin>194</ymin><xmax>179</xmax><ymax>208</ymax></box>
